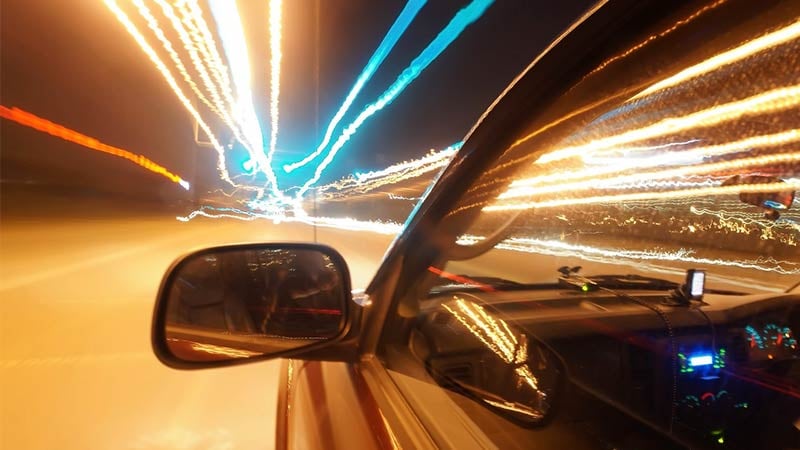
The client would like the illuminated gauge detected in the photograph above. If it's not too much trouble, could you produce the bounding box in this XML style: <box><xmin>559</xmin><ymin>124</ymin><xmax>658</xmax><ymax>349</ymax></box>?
<box><xmin>763</xmin><ymin>323</ymin><xmax>797</xmax><ymax>350</ymax></box>
<box><xmin>745</xmin><ymin>325</ymin><xmax>766</xmax><ymax>350</ymax></box>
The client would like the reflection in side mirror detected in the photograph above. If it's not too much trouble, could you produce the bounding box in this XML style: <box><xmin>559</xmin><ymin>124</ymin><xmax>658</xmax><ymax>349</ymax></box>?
<box><xmin>722</xmin><ymin>174</ymin><xmax>795</xmax><ymax>220</ymax></box>
<box><xmin>154</xmin><ymin>243</ymin><xmax>351</xmax><ymax>367</ymax></box>
<box><xmin>421</xmin><ymin>298</ymin><xmax>563</xmax><ymax>426</ymax></box>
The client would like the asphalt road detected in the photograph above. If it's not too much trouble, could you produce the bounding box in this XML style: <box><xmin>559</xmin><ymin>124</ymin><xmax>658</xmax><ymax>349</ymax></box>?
<box><xmin>2</xmin><ymin>198</ymin><xmax>794</xmax><ymax>450</ymax></box>
<box><xmin>0</xmin><ymin>211</ymin><xmax>394</xmax><ymax>450</ymax></box>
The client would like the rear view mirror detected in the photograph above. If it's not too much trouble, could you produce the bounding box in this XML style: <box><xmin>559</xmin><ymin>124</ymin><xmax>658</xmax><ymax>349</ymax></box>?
<box><xmin>722</xmin><ymin>174</ymin><xmax>795</xmax><ymax>219</ymax></box>
<box><xmin>153</xmin><ymin>243</ymin><xmax>352</xmax><ymax>368</ymax></box>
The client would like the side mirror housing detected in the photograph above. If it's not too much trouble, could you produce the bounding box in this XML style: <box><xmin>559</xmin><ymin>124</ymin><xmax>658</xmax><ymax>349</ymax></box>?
<box><xmin>152</xmin><ymin>243</ymin><xmax>354</xmax><ymax>369</ymax></box>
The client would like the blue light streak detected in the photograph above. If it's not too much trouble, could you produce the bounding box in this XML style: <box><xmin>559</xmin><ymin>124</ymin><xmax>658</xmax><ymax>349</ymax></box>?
<box><xmin>296</xmin><ymin>0</ymin><xmax>494</xmax><ymax>199</ymax></box>
<box><xmin>283</xmin><ymin>0</ymin><xmax>428</xmax><ymax>174</ymax></box>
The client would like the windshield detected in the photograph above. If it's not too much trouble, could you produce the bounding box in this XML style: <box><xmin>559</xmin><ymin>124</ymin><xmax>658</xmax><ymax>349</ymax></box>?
<box><xmin>382</xmin><ymin>2</ymin><xmax>800</xmax><ymax>450</ymax></box>
<box><xmin>440</xmin><ymin>2</ymin><xmax>799</xmax><ymax>294</ymax></box>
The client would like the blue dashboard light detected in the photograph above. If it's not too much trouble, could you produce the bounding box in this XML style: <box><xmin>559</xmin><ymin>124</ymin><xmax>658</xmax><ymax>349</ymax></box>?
<box><xmin>689</xmin><ymin>354</ymin><xmax>714</xmax><ymax>367</ymax></box>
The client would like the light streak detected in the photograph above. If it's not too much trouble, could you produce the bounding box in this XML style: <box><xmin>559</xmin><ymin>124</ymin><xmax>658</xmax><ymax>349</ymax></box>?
<box><xmin>483</xmin><ymin>399</ymin><xmax>543</xmax><ymax>418</ymax></box>
<box><xmin>135</xmin><ymin>0</ymin><xmax>219</xmax><ymax>117</ymax></box>
<box><xmin>634</xmin><ymin>19</ymin><xmax>800</xmax><ymax>99</ymax></box>
<box><xmin>690</xmin><ymin>206</ymin><xmax>800</xmax><ymax>246</ymax></box>
<box><xmin>470</xmin><ymin>90</ymin><xmax>800</xmax><ymax>197</ymax></box>
<box><xmin>484</xmin><ymin>181</ymin><xmax>800</xmax><ymax>212</ymax></box>
<box><xmin>355</xmin><ymin>142</ymin><xmax>460</xmax><ymax>182</ymax></box>
<box><xmin>579</xmin><ymin>139</ymin><xmax>703</xmax><ymax>165</ymax></box>
<box><xmin>497</xmin><ymin>237</ymin><xmax>800</xmax><ymax>275</ymax></box>
<box><xmin>594</xmin><ymin>179</ymin><xmax>717</xmax><ymax>190</ymax></box>
<box><xmin>442</xmin><ymin>298</ymin><xmax>539</xmax><ymax>391</ymax></box>
<box><xmin>536</xmin><ymin>84</ymin><xmax>800</xmax><ymax>164</ymax></box>
<box><xmin>0</xmin><ymin>106</ymin><xmax>189</xmax><ymax>189</ymax></box>
<box><xmin>207</xmin><ymin>0</ymin><xmax>269</xmax><ymax>175</ymax></box>
<box><xmin>266</xmin><ymin>0</ymin><xmax>282</xmax><ymax>187</ymax></box>
<box><xmin>283</xmin><ymin>0</ymin><xmax>428</xmax><ymax>173</ymax></box>
<box><xmin>176</xmin><ymin>203</ymin><xmax>796</xmax><ymax>287</ymax></box>
<box><xmin>181</xmin><ymin>0</ymin><xmax>238</xmax><ymax>112</ymax></box>
<box><xmin>388</xmin><ymin>194</ymin><xmax>422</xmax><ymax>201</ymax></box>
<box><xmin>150</xmin><ymin>0</ymin><xmax>252</xmax><ymax>153</ymax></box>
<box><xmin>470</xmin><ymin>128</ymin><xmax>798</xmax><ymax>201</ymax></box>
<box><xmin>455</xmin><ymin>235</ymin><xmax>800</xmax><ymax>277</ymax></box>
<box><xmin>500</xmin><ymin>150</ymin><xmax>800</xmax><ymax>200</ymax></box>
<box><xmin>103</xmin><ymin>0</ymin><xmax>234</xmax><ymax>185</ymax></box>
<box><xmin>315</xmin><ymin>142</ymin><xmax>460</xmax><ymax>196</ymax></box>
<box><xmin>295</xmin><ymin>0</ymin><xmax>494</xmax><ymax>199</ymax></box>
<box><xmin>188</xmin><ymin>342</ymin><xmax>260</xmax><ymax>358</ymax></box>
<box><xmin>584</xmin><ymin>0</ymin><xmax>729</xmax><ymax>78</ymax></box>
<box><xmin>470</xmin><ymin>0</ymin><xmax>733</xmax><ymax>182</ymax></box>
<box><xmin>178</xmin><ymin>206</ymin><xmax>404</xmax><ymax>235</ymax></box>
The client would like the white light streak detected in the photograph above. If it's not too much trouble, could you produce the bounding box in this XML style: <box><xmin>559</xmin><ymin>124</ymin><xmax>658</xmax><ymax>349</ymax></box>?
<box><xmin>537</xmin><ymin>84</ymin><xmax>800</xmax><ymax>164</ymax></box>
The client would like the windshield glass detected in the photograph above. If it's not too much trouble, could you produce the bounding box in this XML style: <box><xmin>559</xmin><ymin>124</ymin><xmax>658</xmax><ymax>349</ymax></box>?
<box><xmin>440</xmin><ymin>3</ymin><xmax>799</xmax><ymax>294</ymax></box>
<box><xmin>382</xmin><ymin>2</ymin><xmax>800</xmax><ymax>450</ymax></box>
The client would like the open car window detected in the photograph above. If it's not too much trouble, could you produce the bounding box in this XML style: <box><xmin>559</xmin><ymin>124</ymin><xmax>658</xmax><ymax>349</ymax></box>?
<box><xmin>381</xmin><ymin>1</ymin><xmax>800</xmax><ymax>449</ymax></box>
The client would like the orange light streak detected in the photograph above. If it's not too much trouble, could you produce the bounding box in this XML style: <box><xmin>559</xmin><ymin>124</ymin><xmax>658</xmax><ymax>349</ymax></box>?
<box><xmin>529</xmin><ymin>130</ymin><xmax>800</xmax><ymax>186</ymax></box>
<box><xmin>537</xmin><ymin>84</ymin><xmax>800</xmax><ymax>164</ymax></box>
<box><xmin>501</xmin><ymin>150</ymin><xmax>800</xmax><ymax>200</ymax></box>
<box><xmin>0</xmin><ymin>106</ymin><xmax>189</xmax><ymax>189</ymax></box>
<box><xmin>585</xmin><ymin>0</ymin><xmax>729</xmax><ymax>78</ymax></box>
<box><xmin>634</xmin><ymin>19</ymin><xmax>800</xmax><ymax>99</ymax></box>
<box><xmin>485</xmin><ymin>181</ymin><xmax>800</xmax><ymax>212</ymax></box>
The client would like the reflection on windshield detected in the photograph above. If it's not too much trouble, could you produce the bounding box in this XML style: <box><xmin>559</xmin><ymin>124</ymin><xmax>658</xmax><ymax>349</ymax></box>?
<box><xmin>447</xmin><ymin>15</ymin><xmax>800</xmax><ymax>292</ymax></box>
<box><xmin>383</xmin><ymin>5</ymin><xmax>800</xmax><ymax>450</ymax></box>
<box><xmin>443</xmin><ymin>298</ymin><xmax>539</xmax><ymax>390</ymax></box>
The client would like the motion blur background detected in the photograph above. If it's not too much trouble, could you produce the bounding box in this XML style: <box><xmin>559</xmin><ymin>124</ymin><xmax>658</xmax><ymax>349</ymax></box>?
<box><xmin>0</xmin><ymin>1</ymin><xmax>590</xmax><ymax>448</ymax></box>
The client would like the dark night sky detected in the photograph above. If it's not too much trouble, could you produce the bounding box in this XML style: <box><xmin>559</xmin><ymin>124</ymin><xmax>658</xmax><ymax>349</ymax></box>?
<box><xmin>1</xmin><ymin>0</ymin><xmax>590</xmax><ymax>202</ymax></box>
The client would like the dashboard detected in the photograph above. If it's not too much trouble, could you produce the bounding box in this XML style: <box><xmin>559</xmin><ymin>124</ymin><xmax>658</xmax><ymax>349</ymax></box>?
<box><xmin>414</xmin><ymin>289</ymin><xmax>800</xmax><ymax>449</ymax></box>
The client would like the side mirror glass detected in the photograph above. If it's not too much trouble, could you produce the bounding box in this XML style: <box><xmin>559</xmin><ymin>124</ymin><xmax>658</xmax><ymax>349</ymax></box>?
<box><xmin>153</xmin><ymin>244</ymin><xmax>351</xmax><ymax>367</ymax></box>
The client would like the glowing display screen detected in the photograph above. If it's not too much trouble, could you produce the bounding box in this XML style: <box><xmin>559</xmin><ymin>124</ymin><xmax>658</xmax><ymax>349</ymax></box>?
<box><xmin>688</xmin><ymin>354</ymin><xmax>713</xmax><ymax>367</ymax></box>
<box><xmin>689</xmin><ymin>270</ymin><xmax>705</xmax><ymax>297</ymax></box>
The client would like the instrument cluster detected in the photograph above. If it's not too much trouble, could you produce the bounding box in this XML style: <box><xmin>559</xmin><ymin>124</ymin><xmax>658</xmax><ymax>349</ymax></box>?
<box><xmin>744</xmin><ymin>322</ymin><xmax>798</xmax><ymax>361</ymax></box>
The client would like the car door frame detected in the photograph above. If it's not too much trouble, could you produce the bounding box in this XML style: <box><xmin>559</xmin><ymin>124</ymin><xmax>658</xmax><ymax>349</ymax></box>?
<box><xmin>275</xmin><ymin>0</ymin><xmax>699</xmax><ymax>448</ymax></box>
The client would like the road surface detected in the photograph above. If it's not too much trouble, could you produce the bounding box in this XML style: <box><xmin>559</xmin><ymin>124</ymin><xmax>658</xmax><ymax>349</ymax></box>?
<box><xmin>2</xmin><ymin>197</ymin><xmax>793</xmax><ymax>450</ymax></box>
<box><xmin>0</xmin><ymin>209</ymin><xmax>394</xmax><ymax>450</ymax></box>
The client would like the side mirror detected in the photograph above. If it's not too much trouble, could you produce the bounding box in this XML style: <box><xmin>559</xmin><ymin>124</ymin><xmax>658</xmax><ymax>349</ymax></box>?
<box><xmin>152</xmin><ymin>243</ymin><xmax>352</xmax><ymax>369</ymax></box>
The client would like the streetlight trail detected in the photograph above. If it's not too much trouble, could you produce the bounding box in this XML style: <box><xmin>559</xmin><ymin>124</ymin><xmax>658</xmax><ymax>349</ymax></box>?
<box><xmin>0</xmin><ymin>106</ymin><xmax>189</xmax><ymax>190</ymax></box>
<box><xmin>103</xmin><ymin>0</ymin><xmax>235</xmax><ymax>186</ymax></box>
<box><xmin>633</xmin><ymin>19</ymin><xmax>800</xmax><ymax>99</ymax></box>
<box><xmin>536</xmin><ymin>84</ymin><xmax>800</xmax><ymax>164</ymax></box>
<box><xmin>295</xmin><ymin>0</ymin><xmax>495</xmax><ymax>199</ymax></box>
<box><xmin>266</xmin><ymin>0</ymin><xmax>283</xmax><ymax>196</ymax></box>
<box><xmin>283</xmin><ymin>0</ymin><xmax>428</xmax><ymax>173</ymax></box>
<box><xmin>208</xmin><ymin>0</ymin><xmax>269</xmax><ymax>176</ymax></box>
